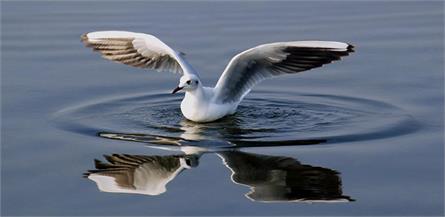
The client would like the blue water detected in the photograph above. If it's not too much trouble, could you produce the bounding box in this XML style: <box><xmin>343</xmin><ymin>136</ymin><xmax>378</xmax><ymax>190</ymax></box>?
<box><xmin>1</xmin><ymin>1</ymin><xmax>444</xmax><ymax>216</ymax></box>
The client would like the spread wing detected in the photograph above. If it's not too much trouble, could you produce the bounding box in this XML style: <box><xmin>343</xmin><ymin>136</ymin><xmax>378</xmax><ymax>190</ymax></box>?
<box><xmin>81</xmin><ymin>31</ymin><xmax>197</xmax><ymax>76</ymax></box>
<box><xmin>213</xmin><ymin>41</ymin><xmax>354</xmax><ymax>103</ymax></box>
<box><xmin>84</xmin><ymin>154</ymin><xmax>186</xmax><ymax>195</ymax></box>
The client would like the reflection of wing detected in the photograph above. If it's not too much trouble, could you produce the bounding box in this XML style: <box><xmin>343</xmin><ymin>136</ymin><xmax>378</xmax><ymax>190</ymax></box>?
<box><xmin>218</xmin><ymin>151</ymin><xmax>354</xmax><ymax>202</ymax></box>
<box><xmin>84</xmin><ymin>154</ymin><xmax>195</xmax><ymax>195</ymax></box>
<box><xmin>81</xmin><ymin>31</ymin><xmax>197</xmax><ymax>76</ymax></box>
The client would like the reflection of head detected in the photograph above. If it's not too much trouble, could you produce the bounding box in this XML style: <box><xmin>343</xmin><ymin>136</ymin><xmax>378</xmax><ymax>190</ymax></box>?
<box><xmin>218</xmin><ymin>151</ymin><xmax>354</xmax><ymax>203</ymax></box>
<box><xmin>84</xmin><ymin>154</ymin><xmax>198</xmax><ymax>195</ymax></box>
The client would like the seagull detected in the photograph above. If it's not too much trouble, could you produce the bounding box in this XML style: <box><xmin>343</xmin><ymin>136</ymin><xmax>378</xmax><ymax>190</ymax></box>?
<box><xmin>81</xmin><ymin>31</ymin><xmax>354</xmax><ymax>123</ymax></box>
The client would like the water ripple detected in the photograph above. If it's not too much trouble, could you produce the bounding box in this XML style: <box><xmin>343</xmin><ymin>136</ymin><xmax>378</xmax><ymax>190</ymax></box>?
<box><xmin>52</xmin><ymin>90</ymin><xmax>419</xmax><ymax>148</ymax></box>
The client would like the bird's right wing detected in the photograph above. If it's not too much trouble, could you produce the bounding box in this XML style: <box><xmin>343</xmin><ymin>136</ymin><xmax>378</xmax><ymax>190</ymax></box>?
<box><xmin>213</xmin><ymin>41</ymin><xmax>354</xmax><ymax>103</ymax></box>
<box><xmin>81</xmin><ymin>31</ymin><xmax>197</xmax><ymax>76</ymax></box>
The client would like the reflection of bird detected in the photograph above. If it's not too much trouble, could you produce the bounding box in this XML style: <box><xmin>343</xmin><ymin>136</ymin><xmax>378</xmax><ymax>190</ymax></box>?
<box><xmin>84</xmin><ymin>154</ymin><xmax>199</xmax><ymax>195</ymax></box>
<box><xmin>82</xmin><ymin>31</ymin><xmax>354</xmax><ymax>122</ymax></box>
<box><xmin>85</xmin><ymin>150</ymin><xmax>353</xmax><ymax>202</ymax></box>
<box><xmin>218</xmin><ymin>151</ymin><xmax>354</xmax><ymax>202</ymax></box>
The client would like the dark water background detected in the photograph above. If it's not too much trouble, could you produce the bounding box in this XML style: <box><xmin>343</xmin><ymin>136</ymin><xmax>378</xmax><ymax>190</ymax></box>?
<box><xmin>2</xmin><ymin>1</ymin><xmax>444</xmax><ymax>216</ymax></box>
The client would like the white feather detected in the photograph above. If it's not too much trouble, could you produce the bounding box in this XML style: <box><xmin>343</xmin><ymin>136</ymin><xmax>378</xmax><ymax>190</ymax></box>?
<box><xmin>83</xmin><ymin>31</ymin><xmax>197</xmax><ymax>76</ymax></box>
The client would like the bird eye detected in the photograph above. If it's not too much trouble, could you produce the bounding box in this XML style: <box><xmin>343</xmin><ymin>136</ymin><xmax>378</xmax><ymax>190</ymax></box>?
<box><xmin>186</xmin><ymin>80</ymin><xmax>191</xmax><ymax>85</ymax></box>
<box><xmin>195</xmin><ymin>81</ymin><xmax>199</xmax><ymax>84</ymax></box>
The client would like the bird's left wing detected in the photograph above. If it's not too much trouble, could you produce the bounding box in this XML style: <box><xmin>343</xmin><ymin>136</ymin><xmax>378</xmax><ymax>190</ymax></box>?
<box><xmin>81</xmin><ymin>31</ymin><xmax>197</xmax><ymax>76</ymax></box>
<box><xmin>84</xmin><ymin>154</ymin><xmax>185</xmax><ymax>195</ymax></box>
<box><xmin>213</xmin><ymin>41</ymin><xmax>354</xmax><ymax>103</ymax></box>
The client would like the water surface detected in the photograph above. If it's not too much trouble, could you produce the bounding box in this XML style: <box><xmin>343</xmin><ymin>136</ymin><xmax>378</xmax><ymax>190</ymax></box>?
<box><xmin>2</xmin><ymin>1</ymin><xmax>444</xmax><ymax>216</ymax></box>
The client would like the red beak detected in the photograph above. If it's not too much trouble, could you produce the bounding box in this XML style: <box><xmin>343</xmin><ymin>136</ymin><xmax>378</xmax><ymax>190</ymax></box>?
<box><xmin>172</xmin><ymin>86</ymin><xmax>183</xmax><ymax>94</ymax></box>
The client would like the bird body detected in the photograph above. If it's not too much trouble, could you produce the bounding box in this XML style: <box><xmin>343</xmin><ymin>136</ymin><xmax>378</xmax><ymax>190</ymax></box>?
<box><xmin>179</xmin><ymin>79</ymin><xmax>239</xmax><ymax>122</ymax></box>
<box><xmin>82</xmin><ymin>31</ymin><xmax>354</xmax><ymax>122</ymax></box>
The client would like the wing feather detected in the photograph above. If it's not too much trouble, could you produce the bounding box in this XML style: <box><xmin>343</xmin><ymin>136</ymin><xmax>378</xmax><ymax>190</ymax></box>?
<box><xmin>84</xmin><ymin>154</ymin><xmax>183</xmax><ymax>195</ymax></box>
<box><xmin>81</xmin><ymin>31</ymin><xmax>197</xmax><ymax>76</ymax></box>
<box><xmin>213</xmin><ymin>41</ymin><xmax>354</xmax><ymax>103</ymax></box>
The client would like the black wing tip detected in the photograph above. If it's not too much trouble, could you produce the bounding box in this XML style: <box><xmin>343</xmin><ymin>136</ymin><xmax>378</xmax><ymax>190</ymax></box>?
<box><xmin>80</xmin><ymin>33</ymin><xmax>88</xmax><ymax>42</ymax></box>
<box><xmin>80</xmin><ymin>33</ymin><xmax>95</xmax><ymax>48</ymax></box>
<box><xmin>82</xmin><ymin>171</ymin><xmax>92</xmax><ymax>178</ymax></box>
<box><xmin>346</xmin><ymin>43</ymin><xmax>355</xmax><ymax>53</ymax></box>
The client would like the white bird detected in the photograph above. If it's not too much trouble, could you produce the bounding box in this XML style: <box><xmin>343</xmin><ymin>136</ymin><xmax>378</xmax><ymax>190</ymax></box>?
<box><xmin>81</xmin><ymin>31</ymin><xmax>354</xmax><ymax>123</ymax></box>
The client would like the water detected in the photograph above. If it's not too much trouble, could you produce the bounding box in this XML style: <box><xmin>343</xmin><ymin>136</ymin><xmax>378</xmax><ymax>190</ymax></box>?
<box><xmin>2</xmin><ymin>1</ymin><xmax>444</xmax><ymax>216</ymax></box>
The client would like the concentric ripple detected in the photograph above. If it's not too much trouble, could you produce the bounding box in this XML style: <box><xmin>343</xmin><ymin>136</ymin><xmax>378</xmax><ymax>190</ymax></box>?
<box><xmin>52</xmin><ymin>90</ymin><xmax>419</xmax><ymax>147</ymax></box>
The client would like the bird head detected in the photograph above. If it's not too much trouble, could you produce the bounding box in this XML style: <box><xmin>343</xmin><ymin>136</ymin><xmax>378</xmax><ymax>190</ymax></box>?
<box><xmin>172</xmin><ymin>74</ymin><xmax>200</xmax><ymax>94</ymax></box>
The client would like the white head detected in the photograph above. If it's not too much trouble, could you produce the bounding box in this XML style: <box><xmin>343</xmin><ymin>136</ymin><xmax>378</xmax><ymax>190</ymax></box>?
<box><xmin>172</xmin><ymin>74</ymin><xmax>201</xmax><ymax>94</ymax></box>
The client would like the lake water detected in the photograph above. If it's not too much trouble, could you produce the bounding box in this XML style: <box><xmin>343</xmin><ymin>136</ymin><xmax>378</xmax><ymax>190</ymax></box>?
<box><xmin>1</xmin><ymin>1</ymin><xmax>444</xmax><ymax>216</ymax></box>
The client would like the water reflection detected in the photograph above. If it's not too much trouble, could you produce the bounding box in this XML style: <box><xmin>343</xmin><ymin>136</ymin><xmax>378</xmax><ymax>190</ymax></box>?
<box><xmin>85</xmin><ymin>154</ymin><xmax>199</xmax><ymax>196</ymax></box>
<box><xmin>219</xmin><ymin>151</ymin><xmax>353</xmax><ymax>202</ymax></box>
<box><xmin>85</xmin><ymin>148</ymin><xmax>353</xmax><ymax>202</ymax></box>
<box><xmin>85</xmin><ymin>112</ymin><xmax>354</xmax><ymax>202</ymax></box>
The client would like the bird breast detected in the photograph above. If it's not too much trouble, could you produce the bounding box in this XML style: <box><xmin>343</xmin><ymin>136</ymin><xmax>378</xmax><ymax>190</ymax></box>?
<box><xmin>180</xmin><ymin>93</ymin><xmax>236</xmax><ymax>123</ymax></box>
<box><xmin>180</xmin><ymin>95</ymin><xmax>205</xmax><ymax>121</ymax></box>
